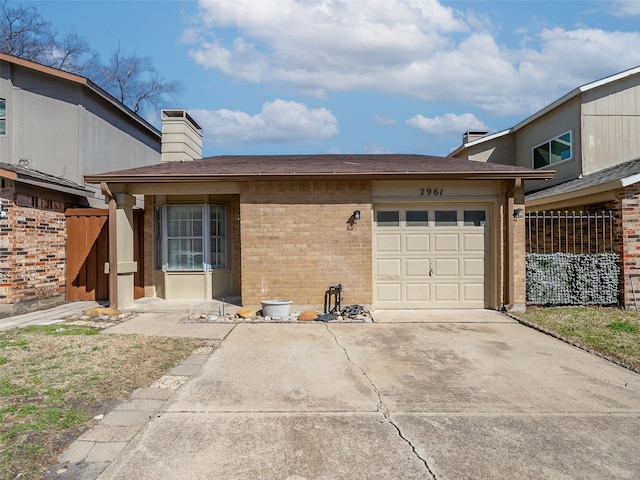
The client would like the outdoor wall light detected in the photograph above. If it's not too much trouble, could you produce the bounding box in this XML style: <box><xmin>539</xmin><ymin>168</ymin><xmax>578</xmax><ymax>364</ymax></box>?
<box><xmin>353</xmin><ymin>210</ymin><xmax>361</xmax><ymax>221</ymax></box>
<box><xmin>513</xmin><ymin>208</ymin><xmax>524</xmax><ymax>218</ymax></box>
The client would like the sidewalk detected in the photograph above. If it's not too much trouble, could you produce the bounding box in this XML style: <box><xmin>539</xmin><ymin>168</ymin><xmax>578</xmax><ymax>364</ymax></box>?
<box><xmin>0</xmin><ymin>301</ymin><xmax>101</xmax><ymax>332</ymax></box>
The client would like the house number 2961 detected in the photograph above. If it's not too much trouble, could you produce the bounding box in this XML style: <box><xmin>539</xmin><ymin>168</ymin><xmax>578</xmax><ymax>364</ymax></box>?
<box><xmin>419</xmin><ymin>188</ymin><xmax>444</xmax><ymax>196</ymax></box>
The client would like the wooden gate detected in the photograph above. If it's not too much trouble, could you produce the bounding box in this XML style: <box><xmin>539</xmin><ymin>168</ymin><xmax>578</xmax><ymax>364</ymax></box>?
<box><xmin>65</xmin><ymin>209</ymin><xmax>145</xmax><ymax>302</ymax></box>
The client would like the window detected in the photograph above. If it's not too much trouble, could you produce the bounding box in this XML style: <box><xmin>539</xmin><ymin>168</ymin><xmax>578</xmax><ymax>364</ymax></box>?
<box><xmin>533</xmin><ymin>131</ymin><xmax>571</xmax><ymax>169</ymax></box>
<box><xmin>0</xmin><ymin>99</ymin><xmax>6</xmax><ymax>135</ymax></box>
<box><xmin>209</xmin><ymin>205</ymin><xmax>227</xmax><ymax>269</ymax></box>
<box><xmin>406</xmin><ymin>210</ymin><xmax>428</xmax><ymax>226</ymax></box>
<box><xmin>435</xmin><ymin>210</ymin><xmax>457</xmax><ymax>226</ymax></box>
<box><xmin>376</xmin><ymin>211</ymin><xmax>399</xmax><ymax>226</ymax></box>
<box><xmin>167</xmin><ymin>205</ymin><xmax>203</xmax><ymax>270</ymax></box>
<box><xmin>464</xmin><ymin>211</ymin><xmax>486</xmax><ymax>226</ymax></box>
<box><xmin>156</xmin><ymin>204</ymin><xmax>227</xmax><ymax>271</ymax></box>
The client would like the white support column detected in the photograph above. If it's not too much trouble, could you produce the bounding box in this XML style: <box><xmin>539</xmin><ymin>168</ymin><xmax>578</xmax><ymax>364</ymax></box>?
<box><xmin>114</xmin><ymin>193</ymin><xmax>137</xmax><ymax>308</ymax></box>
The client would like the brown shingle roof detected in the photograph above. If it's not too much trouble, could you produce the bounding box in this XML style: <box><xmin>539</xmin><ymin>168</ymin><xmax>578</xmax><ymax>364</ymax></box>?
<box><xmin>85</xmin><ymin>154</ymin><xmax>554</xmax><ymax>183</ymax></box>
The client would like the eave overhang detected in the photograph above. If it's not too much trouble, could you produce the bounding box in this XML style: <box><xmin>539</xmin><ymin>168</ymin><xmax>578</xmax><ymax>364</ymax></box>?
<box><xmin>85</xmin><ymin>170</ymin><xmax>556</xmax><ymax>185</ymax></box>
<box><xmin>16</xmin><ymin>177</ymin><xmax>95</xmax><ymax>197</ymax></box>
<box><xmin>526</xmin><ymin>178</ymin><xmax>634</xmax><ymax>209</ymax></box>
<box><xmin>0</xmin><ymin>163</ymin><xmax>94</xmax><ymax>198</ymax></box>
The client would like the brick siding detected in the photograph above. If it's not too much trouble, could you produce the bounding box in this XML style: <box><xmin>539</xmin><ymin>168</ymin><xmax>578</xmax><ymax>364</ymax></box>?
<box><xmin>0</xmin><ymin>201</ymin><xmax>66</xmax><ymax>313</ymax></box>
<box><xmin>240</xmin><ymin>180</ymin><xmax>372</xmax><ymax>307</ymax></box>
<box><xmin>617</xmin><ymin>184</ymin><xmax>640</xmax><ymax>308</ymax></box>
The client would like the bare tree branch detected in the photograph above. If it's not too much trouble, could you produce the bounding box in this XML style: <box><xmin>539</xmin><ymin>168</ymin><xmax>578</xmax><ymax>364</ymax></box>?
<box><xmin>0</xmin><ymin>1</ymin><xmax>180</xmax><ymax>115</ymax></box>
<box><xmin>98</xmin><ymin>47</ymin><xmax>181</xmax><ymax>114</ymax></box>
<box><xmin>0</xmin><ymin>0</ymin><xmax>51</xmax><ymax>61</ymax></box>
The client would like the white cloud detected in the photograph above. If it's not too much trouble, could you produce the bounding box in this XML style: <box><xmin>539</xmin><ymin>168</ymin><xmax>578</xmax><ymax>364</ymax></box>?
<box><xmin>406</xmin><ymin>112</ymin><xmax>488</xmax><ymax>138</ymax></box>
<box><xmin>188</xmin><ymin>0</ymin><xmax>640</xmax><ymax>116</ymax></box>
<box><xmin>375</xmin><ymin>115</ymin><xmax>396</xmax><ymax>126</ymax></box>
<box><xmin>191</xmin><ymin>100</ymin><xmax>338</xmax><ymax>145</ymax></box>
<box><xmin>610</xmin><ymin>0</ymin><xmax>640</xmax><ymax>16</ymax></box>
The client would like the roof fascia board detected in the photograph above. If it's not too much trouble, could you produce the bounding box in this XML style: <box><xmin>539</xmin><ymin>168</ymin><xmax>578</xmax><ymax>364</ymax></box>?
<box><xmin>85</xmin><ymin>171</ymin><xmax>555</xmax><ymax>184</ymax></box>
<box><xmin>620</xmin><ymin>172</ymin><xmax>640</xmax><ymax>188</ymax></box>
<box><xmin>0</xmin><ymin>168</ymin><xmax>18</xmax><ymax>180</ymax></box>
<box><xmin>1</xmin><ymin>52</ymin><xmax>87</xmax><ymax>85</ymax></box>
<box><xmin>16</xmin><ymin>177</ymin><xmax>94</xmax><ymax>197</ymax></box>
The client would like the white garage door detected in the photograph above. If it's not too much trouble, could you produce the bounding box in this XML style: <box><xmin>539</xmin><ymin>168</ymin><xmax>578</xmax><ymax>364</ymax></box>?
<box><xmin>374</xmin><ymin>206</ymin><xmax>487</xmax><ymax>309</ymax></box>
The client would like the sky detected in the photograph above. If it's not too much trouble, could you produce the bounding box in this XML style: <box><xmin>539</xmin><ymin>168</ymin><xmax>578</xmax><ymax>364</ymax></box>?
<box><xmin>10</xmin><ymin>0</ymin><xmax>640</xmax><ymax>157</ymax></box>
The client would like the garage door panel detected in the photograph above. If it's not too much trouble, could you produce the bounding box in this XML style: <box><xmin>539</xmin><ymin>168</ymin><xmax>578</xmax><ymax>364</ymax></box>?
<box><xmin>433</xmin><ymin>233</ymin><xmax>459</xmax><ymax>252</ymax></box>
<box><xmin>377</xmin><ymin>283</ymin><xmax>402</xmax><ymax>302</ymax></box>
<box><xmin>376</xmin><ymin>234</ymin><xmax>402</xmax><ymax>253</ymax></box>
<box><xmin>434</xmin><ymin>258</ymin><xmax>459</xmax><ymax>276</ymax></box>
<box><xmin>463</xmin><ymin>233</ymin><xmax>485</xmax><ymax>251</ymax></box>
<box><xmin>377</xmin><ymin>258</ymin><xmax>402</xmax><ymax>278</ymax></box>
<box><xmin>463</xmin><ymin>258</ymin><xmax>484</xmax><ymax>276</ymax></box>
<box><xmin>406</xmin><ymin>283</ymin><xmax>430</xmax><ymax>301</ymax></box>
<box><xmin>463</xmin><ymin>283</ymin><xmax>485</xmax><ymax>302</ymax></box>
<box><xmin>405</xmin><ymin>258</ymin><xmax>430</xmax><ymax>276</ymax></box>
<box><xmin>434</xmin><ymin>283</ymin><xmax>460</xmax><ymax>302</ymax></box>
<box><xmin>405</xmin><ymin>234</ymin><xmax>430</xmax><ymax>252</ymax></box>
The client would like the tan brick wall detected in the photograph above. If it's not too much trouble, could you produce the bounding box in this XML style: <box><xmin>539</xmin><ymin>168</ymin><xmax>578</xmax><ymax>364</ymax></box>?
<box><xmin>240</xmin><ymin>180</ymin><xmax>372</xmax><ymax>307</ymax></box>
<box><xmin>512</xmin><ymin>187</ymin><xmax>526</xmax><ymax>306</ymax></box>
<box><xmin>499</xmin><ymin>181</ymin><xmax>525</xmax><ymax>309</ymax></box>
<box><xmin>228</xmin><ymin>195</ymin><xmax>242</xmax><ymax>296</ymax></box>
<box><xmin>0</xmin><ymin>202</ymin><xmax>66</xmax><ymax>312</ymax></box>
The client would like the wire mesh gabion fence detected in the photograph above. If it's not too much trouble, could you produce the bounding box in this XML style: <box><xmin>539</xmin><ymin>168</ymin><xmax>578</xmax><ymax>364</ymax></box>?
<box><xmin>525</xmin><ymin>210</ymin><xmax>620</xmax><ymax>305</ymax></box>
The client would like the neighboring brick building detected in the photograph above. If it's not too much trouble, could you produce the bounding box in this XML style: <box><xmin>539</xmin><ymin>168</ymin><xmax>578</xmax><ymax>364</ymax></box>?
<box><xmin>85</xmin><ymin>111</ymin><xmax>553</xmax><ymax>312</ymax></box>
<box><xmin>0</xmin><ymin>164</ymin><xmax>91</xmax><ymax>314</ymax></box>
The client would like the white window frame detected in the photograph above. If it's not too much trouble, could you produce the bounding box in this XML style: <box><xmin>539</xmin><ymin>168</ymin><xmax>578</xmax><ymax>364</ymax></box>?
<box><xmin>0</xmin><ymin>98</ymin><xmax>6</xmax><ymax>136</ymax></box>
<box><xmin>156</xmin><ymin>204</ymin><xmax>228</xmax><ymax>272</ymax></box>
<box><xmin>532</xmin><ymin>131</ymin><xmax>572</xmax><ymax>169</ymax></box>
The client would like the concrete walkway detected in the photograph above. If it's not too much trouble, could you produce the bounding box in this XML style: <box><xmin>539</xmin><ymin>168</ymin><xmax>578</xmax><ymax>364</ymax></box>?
<box><xmin>48</xmin><ymin>309</ymin><xmax>640</xmax><ymax>480</ymax></box>
<box><xmin>0</xmin><ymin>301</ymin><xmax>100</xmax><ymax>331</ymax></box>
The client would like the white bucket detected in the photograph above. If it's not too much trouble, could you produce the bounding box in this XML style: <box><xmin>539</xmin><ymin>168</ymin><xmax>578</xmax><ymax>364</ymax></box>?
<box><xmin>261</xmin><ymin>300</ymin><xmax>292</xmax><ymax>318</ymax></box>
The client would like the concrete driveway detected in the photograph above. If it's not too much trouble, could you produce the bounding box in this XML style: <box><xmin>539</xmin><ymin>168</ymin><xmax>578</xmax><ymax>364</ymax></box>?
<box><xmin>86</xmin><ymin>310</ymin><xmax>639</xmax><ymax>479</ymax></box>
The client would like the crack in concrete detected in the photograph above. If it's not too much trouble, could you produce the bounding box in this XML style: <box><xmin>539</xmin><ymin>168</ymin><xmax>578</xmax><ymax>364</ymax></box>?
<box><xmin>324</xmin><ymin>324</ymin><xmax>438</xmax><ymax>479</ymax></box>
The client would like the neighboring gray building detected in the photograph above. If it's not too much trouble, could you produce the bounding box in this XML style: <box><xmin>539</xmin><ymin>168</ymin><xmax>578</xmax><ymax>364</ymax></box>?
<box><xmin>0</xmin><ymin>52</ymin><xmax>161</xmax><ymax>204</ymax></box>
<box><xmin>0</xmin><ymin>52</ymin><xmax>161</xmax><ymax>314</ymax></box>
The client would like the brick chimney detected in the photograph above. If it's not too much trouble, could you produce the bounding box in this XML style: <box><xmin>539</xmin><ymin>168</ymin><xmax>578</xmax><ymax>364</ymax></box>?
<box><xmin>161</xmin><ymin>110</ymin><xmax>203</xmax><ymax>162</ymax></box>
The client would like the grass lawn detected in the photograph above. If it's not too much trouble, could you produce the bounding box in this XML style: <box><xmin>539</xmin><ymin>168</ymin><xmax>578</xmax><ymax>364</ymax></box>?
<box><xmin>0</xmin><ymin>324</ymin><xmax>202</xmax><ymax>480</ymax></box>
<box><xmin>517</xmin><ymin>306</ymin><xmax>640</xmax><ymax>372</ymax></box>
